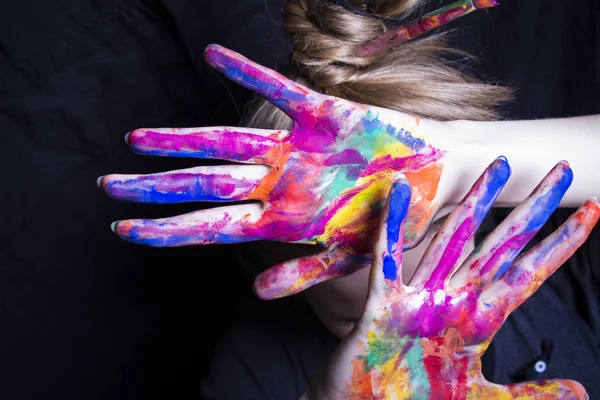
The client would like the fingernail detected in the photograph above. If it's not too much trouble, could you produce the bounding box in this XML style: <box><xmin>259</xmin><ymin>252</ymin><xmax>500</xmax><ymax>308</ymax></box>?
<box><xmin>110</xmin><ymin>221</ymin><xmax>119</xmax><ymax>232</ymax></box>
<box><xmin>96</xmin><ymin>176</ymin><xmax>104</xmax><ymax>188</ymax></box>
<box><xmin>493</xmin><ymin>156</ymin><xmax>511</xmax><ymax>178</ymax></box>
<box><xmin>124</xmin><ymin>131</ymin><xmax>132</xmax><ymax>144</ymax></box>
<box><xmin>559</xmin><ymin>160</ymin><xmax>570</xmax><ymax>167</ymax></box>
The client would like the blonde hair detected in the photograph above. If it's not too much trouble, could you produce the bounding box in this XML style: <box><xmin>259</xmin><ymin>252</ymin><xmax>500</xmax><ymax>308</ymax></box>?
<box><xmin>245</xmin><ymin>0</ymin><xmax>510</xmax><ymax>129</ymax></box>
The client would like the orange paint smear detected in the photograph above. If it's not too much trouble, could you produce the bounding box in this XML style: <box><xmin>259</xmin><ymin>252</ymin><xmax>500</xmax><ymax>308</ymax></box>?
<box><xmin>404</xmin><ymin>162</ymin><xmax>444</xmax><ymax>241</ymax></box>
<box><xmin>348</xmin><ymin>357</ymin><xmax>374</xmax><ymax>399</ymax></box>
<box><xmin>247</xmin><ymin>143</ymin><xmax>293</xmax><ymax>202</ymax></box>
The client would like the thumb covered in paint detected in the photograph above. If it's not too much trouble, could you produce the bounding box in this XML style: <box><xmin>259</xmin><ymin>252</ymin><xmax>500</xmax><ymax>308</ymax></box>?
<box><xmin>369</xmin><ymin>177</ymin><xmax>412</xmax><ymax>295</ymax></box>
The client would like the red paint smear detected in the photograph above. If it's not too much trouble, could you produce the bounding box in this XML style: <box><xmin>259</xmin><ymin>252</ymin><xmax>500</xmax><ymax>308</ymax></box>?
<box><xmin>422</xmin><ymin>330</ymin><xmax>469</xmax><ymax>399</ymax></box>
<box><xmin>423</xmin><ymin>353</ymin><xmax>453</xmax><ymax>400</ymax></box>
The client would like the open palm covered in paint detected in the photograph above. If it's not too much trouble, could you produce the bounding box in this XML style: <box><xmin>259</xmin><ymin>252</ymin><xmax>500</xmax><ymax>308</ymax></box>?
<box><xmin>306</xmin><ymin>159</ymin><xmax>598</xmax><ymax>400</ymax></box>
<box><xmin>99</xmin><ymin>45</ymin><xmax>449</xmax><ymax>298</ymax></box>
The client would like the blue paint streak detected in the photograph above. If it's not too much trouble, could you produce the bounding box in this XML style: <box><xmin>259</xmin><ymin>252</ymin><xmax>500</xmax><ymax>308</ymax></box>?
<box><xmin>384</xmin><ymin>181</ymin><xmax>411</xmax><ymax>280</ymax></box>
<box><xmin>383</xmin><ymin>255</ymin><xmax>397</xmax><ymax>280</ymax></box>
<box><xmin>494</xmin><ymin>259</ymin><xmax>514</xmax><ymax>279</ymax></box>
<box><xmin>207</xmin><ymin>49</ymin><xmax>306</xmax><ymax>112</ymax></box>
<box><xmin>360</xmin><ymin>117</ymin><xmax>426</xmax><ymax>152</ymax></box>
<box><xmin>521</xmin><ymin>168</ymin><xmax>573</xmax><ymax>234</ymax></box>
<box><xmin>492</xmin><ymin>166</ymin><xmax>572</xmax><ymax>280</ymax></box>
<box><xmin>105</xmin><ymin>181</ymin><xmax>233</xmax><ymax>204</ymax></box>
<box><xmin>131</xmin><ymin>148</ymin><xmax>231</xmax><ymax>160</ymax></box>
<box><xmin>388</xmin><ymin>125</ymin><xmax>427</xmax><ymax>152</ymax></box>
<box><xmin>472</xmin><ymin>158</ymin><xmax>511</xmax><ymax>226</ymax></box>
<box><xmin>122</xmin><ymin>226</ymin><xmax>248</xmax><ymax>247</ymax></box>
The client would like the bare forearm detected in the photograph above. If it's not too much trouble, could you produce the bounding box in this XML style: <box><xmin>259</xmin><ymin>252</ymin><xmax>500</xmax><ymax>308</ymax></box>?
<box><xmin>444</xmin><ymin>115</ymin><xmax>600</xmax><ymax>207</ymax></box>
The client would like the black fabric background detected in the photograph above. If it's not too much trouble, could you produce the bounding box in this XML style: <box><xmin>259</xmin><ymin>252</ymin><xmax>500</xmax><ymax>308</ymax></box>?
<box><xmin>0</xmin><ymin>0</ymin><xmax>598</xmax><ymax>399</ymax></box>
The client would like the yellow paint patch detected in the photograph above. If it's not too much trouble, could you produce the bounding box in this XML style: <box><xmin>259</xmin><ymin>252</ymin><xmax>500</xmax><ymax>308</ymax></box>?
<box><xmin>317</xmin><ymin>174</ymin><xmax>391</xmax><ymax>246</ymax></box>
<box><xmin>373</xmin><ymin>138</ymin><xmax>414</xmax><ymax>159</ymax></box>
<box><xmin>372</xmin><ymin>353</ymin><xmax>413</xmax><ymax>399</ymax></box>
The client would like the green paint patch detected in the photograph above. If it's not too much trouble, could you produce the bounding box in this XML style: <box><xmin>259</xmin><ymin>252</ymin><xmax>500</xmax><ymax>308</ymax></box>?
<box><xmin>322</xmin><ymin>168</ymin><xmax>355</xmax><ymax>203</ymax></box>
<box><xmin>405</xmin><ymin>343</ymin><xmax>431</xmax><ymax>399</ymax></box>
<box><xmin>374</xmin><ymin>130</ymin><xmax>396</xmax><ymax>149</ymax></box>
<box><xmin>358</xmin><ymin>333</ymin><xmax>398</xmax><ymax>371</ymax></box>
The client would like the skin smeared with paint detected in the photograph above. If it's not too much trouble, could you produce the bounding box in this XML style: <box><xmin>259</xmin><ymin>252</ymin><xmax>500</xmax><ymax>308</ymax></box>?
<box><xmin>305</xmin><ymin>160</ymin><xmax>598</xmax><ymax>400</ymax></box>
<box><xmin>357</xmin><ymin>0</ymin><xmax>500</xmax><ymax>57</ymax></box>
<box><xmin>98</xmin><ymin>45</ymin><xmax>449</xmax><ymax>298</ymax></box>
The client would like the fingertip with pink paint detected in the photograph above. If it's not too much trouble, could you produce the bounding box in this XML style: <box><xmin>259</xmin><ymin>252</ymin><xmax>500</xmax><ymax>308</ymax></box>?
<box><xmin>252</xmin><ymin>275</ymin><xmax>281</xmax><ymax>301</ymax></box>
<box><xmin>492</xmin><ymin>155</ymin><xmax>511</xmax><ymax>178</ymax></box>
<box><xmin>204</xmin><ymin>43</ymin><xmax>226</xmax><ymax>65</ymax></box>
<box><xmin>204</xmin><ymin>43</ymin><xmax>221</xmax><ymax>54</ymax></box>
<box><xmin>587</xmin><ymin>197</ymin><xmax>600</xmax><ymax>210</ymax></box>
<box><xmin>252</xmin><ymin>279</ymin><xmax>269</xmax><ymax>301</ymax></box>
<box><xmin>558</xmin><ymin>160</ymin><xmax>571</xmax><ymax>168</ymax></box>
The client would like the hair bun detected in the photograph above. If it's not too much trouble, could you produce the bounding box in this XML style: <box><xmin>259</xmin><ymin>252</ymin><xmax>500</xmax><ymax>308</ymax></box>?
<box><xmin>245</xmin><ymin>0</ymin><xmax>510</xmax><ymax>126</ymax></box>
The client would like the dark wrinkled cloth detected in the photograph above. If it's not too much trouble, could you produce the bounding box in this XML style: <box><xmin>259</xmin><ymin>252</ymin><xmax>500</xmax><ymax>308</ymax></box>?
<box><xmin>1</xmin><ymin>1</ymin><xmax>286</xmax><ymax>399</ymax></box>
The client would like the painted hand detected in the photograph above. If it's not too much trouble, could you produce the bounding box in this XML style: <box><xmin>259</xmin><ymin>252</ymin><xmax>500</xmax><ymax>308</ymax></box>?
<box><xmin>306</xmin><ymin>159</ymin><xmax>597</xmax><ymax>400</ymax></box>
<box><xmin>98</xmin><ymin>45</ymin><xmax>450</xmax><ymax>298</ymax></box>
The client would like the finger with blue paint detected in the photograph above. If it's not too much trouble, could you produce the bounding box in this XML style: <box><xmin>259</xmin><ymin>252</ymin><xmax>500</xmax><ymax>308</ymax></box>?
<box><xmin>304</xmin><ymin>160</ymin><xmax>596</xmax><ymax>399</ymax></box>
<box><xmin>452</xmin><ymin>161</ymin><xmax>573</xmax><ymax>290</ymax></box>
<box><xmin>408</xmin><ymin>156</ymin><xmax>511</xmax><ymax>288</ymax></box>
<box><xmin>204</xmin><ymin>45</ymin><xmax>318</xmax><ymax>118</ymax></box>
<box><xmin>99</xmin><ymin>165</ymin><xmax>269</xmax><ymax>204</ymax></box>
<box><xmin>484</xmin><ymin>197</ymin><xmax>600</xmax><ymax>313</ymax></box>
<box><xmin>110</xmin><ymin>203</ymin><xmax>265</xmax><ymax>247</ymax></box>
<box><xmin>370</xmin><ymin>178</ymin><xmax>412</xmax><ymax>293</ymax></box>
